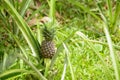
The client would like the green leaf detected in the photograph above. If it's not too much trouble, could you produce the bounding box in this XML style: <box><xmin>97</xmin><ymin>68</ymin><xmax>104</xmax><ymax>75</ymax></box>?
<box><xmin>2</xmin><ymin>0</ymin><xmax>41</xmax><ymax>59</ymax></box>
<box><xmin>0</xmin><ymin>69</ymin><xmax>30</xmax><ymax>80</ymax></box>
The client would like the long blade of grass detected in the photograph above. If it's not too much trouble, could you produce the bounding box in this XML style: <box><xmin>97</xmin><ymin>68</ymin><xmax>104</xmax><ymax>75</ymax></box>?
<box><xmin>61</xmin><ymin>51</ymin><xmax>67</xmax><ymax>80</ymax></box>
<box><xmin>96</xmin><ymin>1</ymin><xmax>107</xmax><ymax>23</ymax></box>
<box><xmin>0</xmin><ymin>69</ymin><xmax>31</xmax><ymax>80</ymax></box>
<box><xmin>49</xmin><ymin>0</ymin><xmax>56</xmax><ymax>25</ymax></box>
<box><xmin>106</xmin><ymin>0</ymin><xmax>113</xmax><ymax>21</ymax></box>
<box><xmin>19</xmin><ymin>0</ymin><xmax>32</xmax><ymax>16</ymax></box>
<box><xmin>63</xmin><ymin>43</ymin><xmax>75</xmax><ymax>80</ymax></box>
<box><xmin>111</xmin><ymin>1</ymin><xmax>120</xmax><ymax>33</ymax></box>
<box><xmin>104</xmin><ymin>25</ymin><xmax>119</xmax><ymax>80</ymax></box>
<box><xmin>16</xmin><ymin>0</ymin><xmax>32</xmax><ymax>35</ymax></box>
<box><xmin>2</xmin><ymin>52</ymin><xmax>7</xmax><ymax>71</ymax></box>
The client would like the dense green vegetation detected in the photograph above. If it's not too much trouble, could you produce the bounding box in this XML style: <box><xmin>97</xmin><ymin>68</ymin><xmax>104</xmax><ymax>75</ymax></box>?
<box><xmin>0</xmin><ymin>0</ymin><xmax>120</xmax><ymax>80</ymax></box>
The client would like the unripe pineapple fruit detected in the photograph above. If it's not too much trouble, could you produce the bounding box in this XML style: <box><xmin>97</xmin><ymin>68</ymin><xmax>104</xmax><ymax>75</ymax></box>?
<box><xmin>41</xmin><ymin>40</ymin><xmax>55</xmax><ymax>58</ymax></box>
<box><xmin>41</xmin><ymin>26</ymin><xmax>55</xmax><ymax>58</ymax></box>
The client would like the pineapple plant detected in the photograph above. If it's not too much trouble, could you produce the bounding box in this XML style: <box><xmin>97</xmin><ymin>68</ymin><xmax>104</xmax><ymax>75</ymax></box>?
<box><xmin>41</xmin><ymin>25</ymin><xmax>56</xmax><ymax>59</ymax></box>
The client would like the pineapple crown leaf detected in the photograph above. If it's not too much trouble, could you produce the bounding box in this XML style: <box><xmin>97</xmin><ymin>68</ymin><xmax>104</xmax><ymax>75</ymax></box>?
<box><xmin>42</xmin><ymin>23</ymin><xmax>55</xmax><ymax>41</ymax></box>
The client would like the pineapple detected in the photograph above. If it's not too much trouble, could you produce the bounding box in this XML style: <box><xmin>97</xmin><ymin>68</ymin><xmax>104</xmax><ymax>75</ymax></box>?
<box><xmin>41</xmin><ymin>26</ymin><xmax>56</xmax><ymax>59</ymax></box>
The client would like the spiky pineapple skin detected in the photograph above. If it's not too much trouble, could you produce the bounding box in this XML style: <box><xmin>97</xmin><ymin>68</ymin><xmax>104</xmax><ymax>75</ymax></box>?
<box><xmin>41</xmin><ymin>40</ymin><xmax>55</xmax><ymax>58</ymax></box>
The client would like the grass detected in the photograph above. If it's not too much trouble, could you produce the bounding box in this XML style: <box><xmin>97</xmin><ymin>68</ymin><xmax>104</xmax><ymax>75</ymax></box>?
<box><xmin>0</xmin><ymin>0</ymin><xmax>120</xmax><ymax>80</ymax></box>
